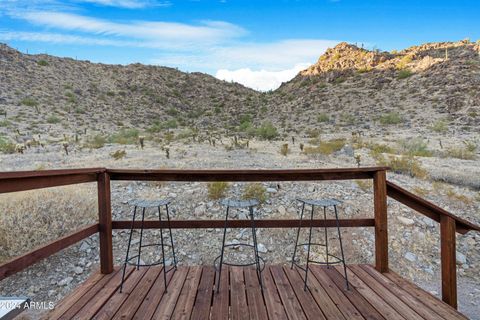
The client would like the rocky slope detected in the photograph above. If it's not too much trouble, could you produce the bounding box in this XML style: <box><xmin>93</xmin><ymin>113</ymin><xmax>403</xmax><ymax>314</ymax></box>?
<box><xmin>272</xmin><ymin>40</ymin><xmax>480</xmax><ymax>134</ymax></box>
<box><xmin>0</xmin><ymin>40</ymin><xmax>479</xmax><ymax>146</ymax></box>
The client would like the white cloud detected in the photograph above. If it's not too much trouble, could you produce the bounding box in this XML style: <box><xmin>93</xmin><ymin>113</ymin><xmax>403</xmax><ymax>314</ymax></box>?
<box><xmin>11</xmin><ymin>11</ymin><xmax>246</xmax><ymax>48</ymax></box>
<box><xmin>0</xmin><ymin>31</ymin><xmax>139</xmax><ymax>47</ymax></box>
<box><xmin>216</xmin><ymin>63</ymin><xmax>310</xmax><ymax>91</ymax></box>
<box><xmin>77</xmin><ymin>0</ymin><xmax>170</xmax><ymax>9</ymax></box>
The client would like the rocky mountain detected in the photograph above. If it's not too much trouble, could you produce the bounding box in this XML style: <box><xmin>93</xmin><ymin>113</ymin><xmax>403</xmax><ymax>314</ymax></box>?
<box><xmin>0</xmin><ymin>40</ymin><xmax>479</xmax><ymax>146</ymax></box>
<box><xmin>271</xmin><ymin>40</ymin><xmax>480</xmax><ymax>135</ymax></box>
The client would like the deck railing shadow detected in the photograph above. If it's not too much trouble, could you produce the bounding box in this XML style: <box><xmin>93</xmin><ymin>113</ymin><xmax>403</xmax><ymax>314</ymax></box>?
<box><xmin>0</xmin><ymin>167</ymin><xmax>478</xmax><ymax>309</ymax></box>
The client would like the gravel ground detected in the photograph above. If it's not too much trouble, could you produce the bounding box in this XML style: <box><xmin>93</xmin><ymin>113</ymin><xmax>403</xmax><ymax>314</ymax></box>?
<box><xmin>0</xmin><ymin>140</ymin><xmax>479</xmax><ymax>319</ymax></box>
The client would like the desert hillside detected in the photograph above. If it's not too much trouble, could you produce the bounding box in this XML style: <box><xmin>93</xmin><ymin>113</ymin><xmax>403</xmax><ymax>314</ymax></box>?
<box><xmin>1</xmin><ymin>40</ymin><xmax>479</xmax><ymax>150</ymax></box>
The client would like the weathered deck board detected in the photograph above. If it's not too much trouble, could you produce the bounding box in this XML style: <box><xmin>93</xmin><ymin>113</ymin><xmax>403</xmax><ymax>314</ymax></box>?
<box><xmin>48</xmin><ymin>264</ymin><xmax>468</xmax><ymax>320</ymax></box>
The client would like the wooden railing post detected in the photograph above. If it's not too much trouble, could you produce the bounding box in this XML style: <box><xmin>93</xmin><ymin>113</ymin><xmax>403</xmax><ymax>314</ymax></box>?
<box><xmin>98</xmin><ymin>171</ymin><xmax>113</xmax><ymax>274</ymax></box>
<box><xmin>373</xmin><ymin>170</ymin><xmax>388</xmax><ymax>273</ymax></box>
<box><xmin>440</xmin><ymin>215</ymin><xmax>457</xmax><ymax>309</ymax></box>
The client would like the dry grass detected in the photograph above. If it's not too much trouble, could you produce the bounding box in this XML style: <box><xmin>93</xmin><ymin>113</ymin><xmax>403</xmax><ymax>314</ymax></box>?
<box><xmin>242</xmin><ymin>183</ymin><xmax>267</xmax><ymax>204</ymax></box>
<box><xmin>0</xmin><ymin>185</ymin><xmax>97</xmax><ymax>262</ymax></box>
<box><xmin>355</xmin><ymin>180</ymin><xmax>372</xmax><ymax>192</ymax></box>
<box><xmin>377</xmin><ymin>155</ymin><xmax>428</xmax><ymax>179</ymax></box>
<box><xmin>207</xmin><ymin>182</ymin><xmax>230</xmax><ymax>200</ymax></box>
<box><xmin>432</xmin><ymin>181</ymin><xmax>473</xmax><ymax>204</ymax></box>
<box><xmin>303</xmin><ymin>138</ymin><xmax>346</xmax><ymax>156</ymax></box>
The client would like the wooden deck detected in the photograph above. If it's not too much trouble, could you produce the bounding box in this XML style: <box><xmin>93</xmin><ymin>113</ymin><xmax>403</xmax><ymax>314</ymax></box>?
<box><xmin>46</xmin><ymin>264</ymin><xmax>467</xmax><ymax>320</ymax></box>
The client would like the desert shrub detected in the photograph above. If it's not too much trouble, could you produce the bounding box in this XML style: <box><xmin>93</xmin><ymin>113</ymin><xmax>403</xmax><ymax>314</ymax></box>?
<box><xmin>0</xmin><ymin>136</ymin><xmax>16</xmax><ymax>154</ymax></box>
<box><xmin>0</xmin><ymin>186</ymin><xmax>96</xmax><ymax>262</ymax></box>
<box><xmin>0</xmin><ymin>119</ymin><xmax>12</xmax><ymax>127</ymax></box>
<box><xmin>207</xmin><ymin>182</ymin><xmax>230</xmax><ymax>200</ymax></box>
<box><xmin>356</xmin><ymin>180</ymin><xmax>372</xmax><ymax>192</ymax></box>
<box><xmin>340</xmin><ymin>114</ymin><xmax>356</xmax><ymax>125</ymax></box>
<box><xmin>37</xmin><ymin>59</ymin><xmax>49</xmax><ymax>66</ymax></box>
<box><xmin>256</xmin><ymin>122</ymin><xmax>278</xmax><ymax>140</ymax></box>
<box><xmin>303</xmin><ymin>138</ymin><xmax>346</xmax><ymax>156</ymax></box>
<box><xmin>20</xmin><ymin>97</ymin><xmax>38</xmax><ymax>107</ymax></box>
<box><xmin>166</xmin><ymin>107</ymin><xmax>179</xmax><ymax>116</ymax></box>
<box><xmin>109</xmin><ymin>128</ymin><xmax>139</xmax><ymax>144</ymax></box>
<box><xmin>397</xmin><ymin>69</ymin><xmax>413</xmax><ymax>79</ymax></box>
<box><xmin>148</xmin><ymin>119</ymin><xmax>178</xmax><ymax>132</ymax></box>
<box><xmin>317</xmin><ymin>113</ymin><xmax>329</xmax><ymax>122</ymax></box>
<box><xmin>431</xmin><ymin>119</ymin><xmax>448</xmax><ymax>133</ymax></box>
<box><xmin>398</xmin><ymin>138</ymin><xmax>432</xmax><ymax>157</ymax></box>
<box><xmin>367</xmin><ymin>142</ymin><xmax>395</xmax><ymax>158</ymax></box>
<box><xmin>242</xmin><ymin>183</ymin><xmax>267</xmax><ymax>204</ymax></box>
<box><xmin>378</xmin><ymin>112</ymin><xmax>403</xmax><ymax>125</ymax></box>
<box><xmin>280</xmin><ymin>143</ymin><xmax>289</xmax><ymax>156</ymax></box>
<box><xmin>378</xmin><ymin>155</ymin><xmax>428</xmax><ymax>179</ymax></box>
<box><xmin>110</xmin><ymin>149</ymin><xmax>126</xmax><ymax>160</ymax></box>
<box><xmin>396</xmin><ymin>54</ymin><xmax>413</xmax><ymax>70</ymax></box>
<box><xmin>306</xmin><ymin>128</ymin><xmax>321</xmax><ymax>139</ymax></box>
<box><xmin>46</xmin><ymin>115</ymin><xmax>61</xmax><ymax>124</ymax></box>
<box><xmin>85</xmin><ymin>134</ymin><xmax>107</xmax><ymax>149</ymax></box>
<box><xmin>445</xmin><ymin>146</ymin><xmax>476</xmax><ymax>160</ymax></box>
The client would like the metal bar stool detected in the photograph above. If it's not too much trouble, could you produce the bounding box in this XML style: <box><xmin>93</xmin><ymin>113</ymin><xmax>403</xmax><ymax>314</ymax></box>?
<box><xmin>120</xmin><ymin>198</ymin><xmax>177</xmax><ymax>292</ymax></box>
<box><xmin>291</xmin><ymin>198</ymin><xmax>349</xmax><ymax>291</ymax></box>
<box><xmin>214</xmin><ymin>199</ymin><xmax>265</xmax><ymax>292</ymax></box>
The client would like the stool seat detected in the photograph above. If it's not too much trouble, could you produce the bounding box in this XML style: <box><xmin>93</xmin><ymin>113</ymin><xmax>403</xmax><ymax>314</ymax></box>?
<box><xmin>120</xmin><ymin>198</ymin><xmax>177</xmax><ymax>293</ymax></box>
<box><xmin>215</xmin><ymin>198</ymin><xmax>263</xmax><ymax>292</ymax></box>
<box><xmin>128</xmin><ymin>198</ymin><xmax>172</xmax><ymax>208</ymax></box>
<box><xmin>220</xmin><ymin>198</ymin><xmax>259</xmax><ymax>208</ymax></box>
<box><xmin>291</xmin><ymin>197</ymin><xmax>349</xmax><ymax>291</ymax></box>
<box><xmin>297</xmin><ymin>198</ymin><xmax>341</xmax><ymax>207</ymax></box>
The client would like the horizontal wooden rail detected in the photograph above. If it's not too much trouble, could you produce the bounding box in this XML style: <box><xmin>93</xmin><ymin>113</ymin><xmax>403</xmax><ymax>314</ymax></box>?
<box><xmin>107</xmin><ymin>167</ymin><xmax>389</xmax><ymax>181</ymax></box>
<box><xmin>0</xmin><ymin>224</ymin><xmax>99</xmax><ymax>281</ymax></box>
<box><xmin>112</xmin><ymin>218</ymin><xmax>375</xmax><ymax>229</ymax></box>
<box><xmin>386</xmin><ymin>181</ymin><xmax>480</xmax><ymax>234</ymax></box>
<box><xmin>0</xmin><ymin>168</ymin><xmax>104</xmax><ymax>193</ymax></box>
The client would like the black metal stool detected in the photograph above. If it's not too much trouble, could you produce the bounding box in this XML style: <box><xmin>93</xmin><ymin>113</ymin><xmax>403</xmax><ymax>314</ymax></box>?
<box><xmin>214</xmin><ymin>199</ymin><xmax>265</xmax><ymax>292</ymax></box>
<box><xmin>291</xmin><ymin>198</ymin><xmax>349</xmax><ymax>291</ymax></box>
<box><xmin>120</xmin><ymin>199</ymin><xmax>177</xmax><ymax>292</ymax></box>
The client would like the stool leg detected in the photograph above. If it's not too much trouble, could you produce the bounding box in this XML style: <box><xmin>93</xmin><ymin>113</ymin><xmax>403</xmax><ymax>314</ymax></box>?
<box><xmin>249</xmin><ymin>206</ymin><xmax>263</xmax><ymax>291</ymax></box>
<box><xmin>216</xmin><ymin>206</ymin><xmax>229</xmax><ymax>293</ymax></box>
<box><xmin>120</xmin><ymin>206</ymin><xmax>137</xmax><ymax>293</ymax></box>
<box><xmin>334</xmin><ymin>205</ymin><xmax>349</xmax><ymax>290</ymax></box>
<box><xmin>304</xmin><ymin>205</ymin><xmax>315</xmax><ymax>291</ymax></box>
<box><xmin>291</xmin><ymin>202</ymin><xmax>305</xmax><ymax>269</ymax></box>
<box><xmin>158</xmin><ymin>206</ymin><xmax>168</xmax><ymax>292</ymax></box>
<box><xmin>324</xmin><ymin>206</ymin><xmax>329</xmax><ymax>268</ymax></box>
<box><xmin>136</xmin><ymin>207</ymin><xmax>146</xmax><ymax>270</ymax></box>
<box><xmin>165</xmin><ymin>204</ymin><xmax>177</xmax><ymax>269</ymax></box>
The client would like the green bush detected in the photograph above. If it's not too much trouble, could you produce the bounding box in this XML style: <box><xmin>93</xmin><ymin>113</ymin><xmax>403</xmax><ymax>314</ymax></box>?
<box><xmin>85</xmin><ymin>134</ymin><xmax>107</xmax><ymax>149</ymax></box>
<box><xmin>20</xmin><ymin>98</ymin><xmax>38</xmax><ymax>107</ymax></box>
<box><xmin>46</xmin><ymin>115</ymin><xmax>61</xmax><ymax>124</ymax></box>
<box><xmin>397</xmin><ymin>69</ymin><xmax>413</xmax><ymax>79</ymax></box>
<box><xmin>207</xmin><ymin>182</ymin><xmax>230</xmax><ymax>200</ymax></box>
<box><xmin>37</xmin><ymin>60</ymin><xmax>49</xmax><ymax>66</ymax></box>
<box><xmin>242</xmin><ymin>183</ymin><xmax>267</xmax><ymax>203</ymax></box>
<box><xmin>0</xmin><ymin>136</ymin><xmax>16</xmax><ymax>154</ymax></box>
<box><xmin>148</xmin><ymin>119</ymin><xmax>178</xmax><ymax>132</ymax></box>
<box><xmin>399</xmin><ymin>138</ymin><xmax>432</xmax><ymax>157</ymax></box>
<box><xmin>378</xmin><ymin>112</ymin><xmax>403</xmax><ymax>125</ymax></box>
<box><xmin>317</xmin><ymin>113</ymin><xmax>329</xmax><ymax>122</ymax></box>
<box><xmin>109</xmin><ymin>128</ymin><xmax>139</xmax><ymax>144</ymax></box>
<box><xmin>431</xmin><ymin>119</ymin><xmax>448</xmax><ymax>133</ymax></box>
<box><xmin>256</xmin><ymin>121</ymin><xmax>278</xmax><ymax>140</ymax></box>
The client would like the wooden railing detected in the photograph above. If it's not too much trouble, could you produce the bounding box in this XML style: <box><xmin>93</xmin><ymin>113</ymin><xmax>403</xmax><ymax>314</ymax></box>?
<box><xmin>0</xmin><ymin>167</ymin><xmax>478</xmax><ymax>309</ymax></box>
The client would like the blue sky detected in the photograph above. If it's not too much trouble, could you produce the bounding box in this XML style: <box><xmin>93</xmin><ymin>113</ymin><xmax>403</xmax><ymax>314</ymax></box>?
<box><xmin>0</xmin><ymin>0</ymin><xmax>479</xmax><ymax>90</ymax></box>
